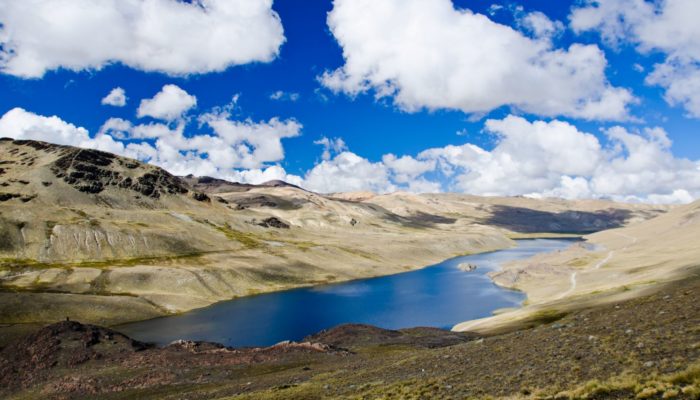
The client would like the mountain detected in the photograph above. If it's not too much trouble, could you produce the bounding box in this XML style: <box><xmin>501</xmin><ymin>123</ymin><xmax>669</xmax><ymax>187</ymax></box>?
<box><xmin>0</xmin><ymin>138</ymin><xmax>667</xmax><ymax>337</ymax></box>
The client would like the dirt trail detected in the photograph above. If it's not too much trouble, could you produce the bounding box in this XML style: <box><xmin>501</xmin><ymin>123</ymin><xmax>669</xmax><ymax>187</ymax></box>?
<box><xmin>557</xmin><ymin>232</ymin><xmax>638</xmax><ymax>300</ymax></box>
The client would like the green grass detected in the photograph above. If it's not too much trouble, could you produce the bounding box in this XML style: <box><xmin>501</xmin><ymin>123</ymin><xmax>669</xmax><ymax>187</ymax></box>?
<box><xmin>525</xmin><ymin>309</ymin><xmax>568</xmax><ymax>326</ymax></box>
<box><xmin>197</xmin><ymin>219</ymin><xmax>263</xmax><ymax>249</ymax></box>
<box><xmin>553</xmin><ymin>361</ymin><xmax>700</xmax><ymax>399</ymax></box>
<box><xmin>213</xmin><ymin>225</ymin><xmax>263</xmax><ymax>249</ymax></box>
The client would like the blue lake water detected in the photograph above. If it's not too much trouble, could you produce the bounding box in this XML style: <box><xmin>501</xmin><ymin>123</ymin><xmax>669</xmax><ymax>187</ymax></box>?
<box><xmin>118</xmin><ymin>238</ymin><xmax>576</xmax><ymax>348</ymax></box>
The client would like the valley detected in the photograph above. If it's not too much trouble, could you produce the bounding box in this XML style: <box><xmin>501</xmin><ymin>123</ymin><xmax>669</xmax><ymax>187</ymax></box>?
<box><xmin>1</xmin><ymin>138</ymin><xmax>698</xmax><ymax>399</ymax></box>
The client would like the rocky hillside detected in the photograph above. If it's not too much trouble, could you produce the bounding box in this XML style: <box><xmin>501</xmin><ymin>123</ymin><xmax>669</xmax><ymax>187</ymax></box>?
<box><xmin>0</xmin><ymin>138</ymin><xmax>668</xmax><ymax>338</ymax></box>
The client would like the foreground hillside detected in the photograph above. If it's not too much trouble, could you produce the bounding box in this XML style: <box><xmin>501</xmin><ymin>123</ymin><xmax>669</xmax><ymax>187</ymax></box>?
<box><xmin>455</xmin><ymin>198</ymin><xmax>700</xmax><ymax>334</ymax></box>
<box><xmin>0</xmin><ymin>138</ymin><xmax>666</xmax><ymax>341</ymax></box>
<box><xmin>1</xmin><ymin>274</ymin><xmax>697</xmax><ymax>399</ymax></box>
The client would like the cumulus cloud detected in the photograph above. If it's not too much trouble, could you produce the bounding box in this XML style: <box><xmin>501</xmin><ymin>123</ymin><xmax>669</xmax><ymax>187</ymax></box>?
<box><xmin>415</xmin><ymin>115</ymin><xmax>700</xmax><ymax>203</ymax></box>
<box><xmin>300</xmin><ymin>141</ymin><xmax>440</xmax><ymax>194</ymax></box>
<box><xmin>0</xmin><ymin>0</ymin><xmax>285</xmax><ymax>78</ymax></box>
<box><xmin>419</xmin><ymin>117</ymin><xmax>602</xmax><ymax>196</ymax></box>
<box><xmin>200</xmin><ymin>113</ymin><xmax>302</xmax><ymax>170</ymax></box>
<box><xmin>570</xmin><ymin>0</ymin><xmax>700</xmax><ymax>117</ymax></box>
<box><xmin>589</xmin><ymin>126</ymin><xmax>700</xmax><ymax>202</ymax></box>
<box><xmin>97</xmin><ymin>117</ymin><xmax>132</xmax><ymax>139</ymax></box>
<box><xmin>101</xmin><ymin>87</ymin><xmax>127</xmax><ymax>107</ymax></box>
<box><xmin>3</xmin><ymin>105</ymin><xmax>699</xmax><ymax>203</ymax></box>
<box><xmin>0</xmin><ymin>107</ymin><xmax>126</xmax><ymax>155</ymax></box>
<box><xmin>103</xmin><ymin>114</ymin><xmax>302</xmax><ymax>174</ymax></box>
<box><xmin>0</xmin><ymin>103</ymin><xmax>303</xmax><ymax>187</ymax></box>
<box><xmin>381</xmin><ymin>154</ymin><xmax>436</xmax><ymax>184</ymax></box>
<box><xmin>321</xmin><ymin>0</ymin><xmax>634</xmax><ymax>120</ymax></box>
<box><xmin>303</xmin><ymin>152</ymin><xmax>395</xmax><ymax>194</ymax></box>
<box><xmin>137</xmin><ymin>85</ymin><xmax>197</xmax><ymax>121</ymax></box>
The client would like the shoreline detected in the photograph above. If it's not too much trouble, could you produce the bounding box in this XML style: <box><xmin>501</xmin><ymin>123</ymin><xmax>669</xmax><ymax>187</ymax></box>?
<box><xmin>0</xmin><ymin>231</ymin><xmax>518</xmax><ymax>343</ymax></box>
<box><xmin>117</xmin><ymin>237</ymin><xmax>577</xmax><ymax>347</ymax></box>
<box><xmin>1</xmin><ymin>234</ymin><xmax>579</xmax><ymax>346</ymax></box>
<box><xmin>114</xmin><ymin>237</ymin><xmax>530</xmax><ymax>333</ymax></box>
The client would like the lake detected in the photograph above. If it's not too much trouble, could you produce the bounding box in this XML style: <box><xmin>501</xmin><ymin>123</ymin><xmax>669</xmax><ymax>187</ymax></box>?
<box><xmin>118</xmin><ymin>238</ymin><xmax>576</xmax><ymax>347</ymax></box>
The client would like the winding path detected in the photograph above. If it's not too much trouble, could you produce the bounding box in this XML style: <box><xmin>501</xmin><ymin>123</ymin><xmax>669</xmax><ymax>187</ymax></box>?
<box><xmin>556</xmin><ymin>232</ymin><xmax>637</xmax><ymax>300</ymax></box>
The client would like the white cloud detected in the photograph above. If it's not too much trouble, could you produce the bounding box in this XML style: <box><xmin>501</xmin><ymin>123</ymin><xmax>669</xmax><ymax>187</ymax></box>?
<box><xmin>487</xmin><ymin>4</ymin><xmax>504</xmax><ymax>16</ymax></box>
<box><xmin>299</xmin><ymin>143</ymin><xmax>439</xmax><ymax>194</ymax></box>
<box><xmin>97</xmin><ymin>117</ymin><xmax>132</xmax><ymax>139</ymax></box>
<box><xmin>321</xmin><ymin>0</ymin><xmax>634</xmax><ymax>120</ymax></box>
<box><xmin>137</xmin><ymin>84</ymin><xmax>197</xmax><ymax>121</ymax></box>
<box><xmin>416</xmin><ymin>115</ymin><xmax>700</xmax><ymax>203</ymax></box>
<box><xmin>314</xmin><ymin>137</ymin><xmax>347</xmax><ymax>160</ymax></box>
<box><xmin>200</xmin><ymin>113</ymin><xmax>302</xmax><ymax>170</ymax></box>
<box><xmin>570</xmin><ymin>0</ymin><xmax>700</xmax><ymax>117</ymax></box>
<box><xmin>303</xmin><ymin>152</ymin><xmax>395</xmax><ymax>194</ymax></box>
<box><xmin>4</xmin><ymin>106</ymin><xmax>699</xmax><ymax>203</ymax></box>
<box><xmin>646</xmin><ymin>60</ymin><xmax>700</xmax><ymax>117</ymax></box>
<box><xmin>0</xmin><ymin>98</ymin><xmax>304</xmax><ymax>187</ymax></box>
<box><xmin>0</xmin><ymin>0</ymin><xmax>285</xmax><ymax>78</ymax></box>
<box><xmin>589</xmin><ymin>126</ymin><xmax>700</xmax><ymax>201</ymax></box>
<box><xmin>0</xmin><ymin>107</ymin><xmax>126</xmax><ymax>155</ymax></box>
<box><xmin>419</xmin><ymin>116</ymin><xmax>602</xmax><ymax>196</ymax></box>
<box><xmin>382</xmin><ymin>154</ymin><xmax>435</xmax><ymax>184</ymax></box>
<box><xmin>519</xmin><ymin>11</ymin><xmax>564</xmax><ymax>40</ymax></box>
<box><xmin>94</xmin><ymin>114</ymin><xmax>302</xmax><ymax>174</ymax></box>
<box><xmin>270</xmin><ymin>91</ymin><xmax>300</xmax><ymax>102</ymax></box>
<box><xmin>101</xmin><ymin>87</ymin><xmax>127</xmax><ymax>107</ymax></box>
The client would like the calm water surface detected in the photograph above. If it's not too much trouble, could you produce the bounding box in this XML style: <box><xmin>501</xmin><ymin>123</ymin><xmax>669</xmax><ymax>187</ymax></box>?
<box><xmin>119</xmin><ymin>238</ymin><xmax>576</xmax><ymax>347</ymax></box>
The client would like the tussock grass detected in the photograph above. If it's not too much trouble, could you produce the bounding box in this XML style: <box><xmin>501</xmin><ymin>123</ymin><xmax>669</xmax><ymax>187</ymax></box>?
<box><xmin>524</xmin><ymin>309</ymin><xmax>568</xmax><ymax>327</ymax></box>
<box><xmin>552</xmin><ymin>361</ymin><xmax>700</xmax><ymax>399</ymax></box>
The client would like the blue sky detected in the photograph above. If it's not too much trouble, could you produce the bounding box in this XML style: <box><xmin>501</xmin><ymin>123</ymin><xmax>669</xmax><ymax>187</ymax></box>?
<box><xmin>1</xmin><ymin>0</ymin><xmax>699</xmax><ymax>202</ymax></box>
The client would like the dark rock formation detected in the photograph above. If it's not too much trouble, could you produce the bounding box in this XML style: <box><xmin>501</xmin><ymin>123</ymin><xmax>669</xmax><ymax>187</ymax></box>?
<box><xmin>30</xmin><ymin>142</ymin><xmax>191</xmax><ymax>198</ymax></box>
<box><xmin>235</xmin><ymin>195</ymin><xmax>278</xmax><ymax>210</ymax></box>
<box><xmin>192</xmin><ymin>192</ymin><xmax>210</xmax><ymax>202</ymax></box>
<box><xmin>0</xmin><ymin>193</ymin><xmax>21</xmax><ymax>202</ymax></box>
<box><xmin>257</xmin><ymin>217</ymin><xmax>290</xmax><ymax>229</ymax></box>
